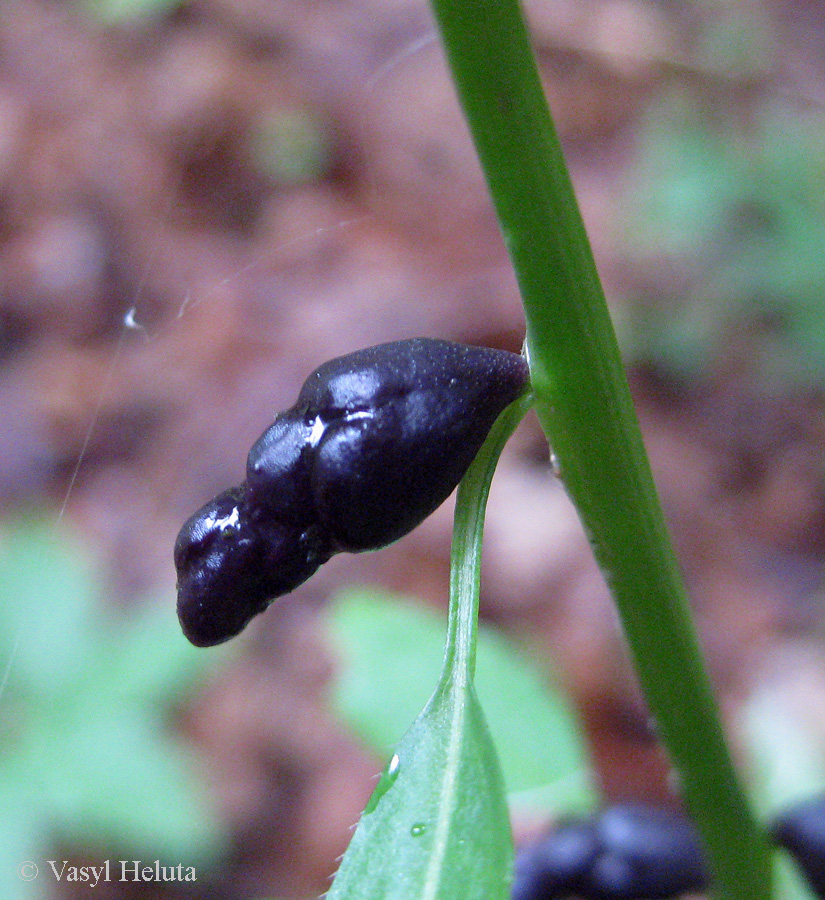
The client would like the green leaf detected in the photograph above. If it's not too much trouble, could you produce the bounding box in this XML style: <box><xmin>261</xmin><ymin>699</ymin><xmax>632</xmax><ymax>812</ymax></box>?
<box><xmin>0</xmin><ymin>517</ymin><xmax>228</xmax><ymax>871</ymax></box>
<box><xmin>76</xmin><ymin>597</ymin><xmax>221</xmax><ymax>710</ymax></box>
<box><xmin>328</xmin><ymin>590</ymin><xmax>446</xmax><ymax>752</ymax></box>
<box><xmin>327</xmin><ymin>589</ymin><xmax>595</xmax><ymax>816</ymax></box>
<box><xmin>0</xmin><ymin>778</ymin><xmax>45</xmax><ymax>900</ymax></box>
<box><xmin>31</xmin><ymin>711</ymin><xmax>221</xmax><ymax>862</ymax></box>
<box><xmin>475</xmin><ymin>626</ymin><xmax>595</xmax><ymax>815</ymax></box>
<box><xmin>0</xmin><ymin>518</ymin><xmax>101</xmax><ymax>701</ymax></box>
<box><xmin>326</xmin><ymin>675</ymin><xmax>512</xmax><ymax>900</ymax></box>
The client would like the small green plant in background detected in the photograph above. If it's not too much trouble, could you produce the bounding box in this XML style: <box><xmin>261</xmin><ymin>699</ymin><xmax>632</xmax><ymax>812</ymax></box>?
<box><xmin>620</xmin><ymin>94</ymin><xmax>825</xmax><ymax>387</ymax></box>
<box><xmin>251</xmin><ymin>111</ymin><xmax>333</xmax><ymax>187</ymax></box>
<box><xmin>0</xmin><ymin>519</ymin><xmax>228</xmax><ymax>900</ymax></box>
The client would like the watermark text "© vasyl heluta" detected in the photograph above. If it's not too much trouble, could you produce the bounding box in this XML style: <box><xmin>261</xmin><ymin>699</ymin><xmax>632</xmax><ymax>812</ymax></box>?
<box><xmin>17</xmin><ymin>860</ymin><xmax>197</xmax><ymax>886</ymax></box>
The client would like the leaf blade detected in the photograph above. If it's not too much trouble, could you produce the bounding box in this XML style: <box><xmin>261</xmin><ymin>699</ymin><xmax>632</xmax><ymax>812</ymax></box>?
<box><xmin>327</xmin><ymin>675</ymin><xmax>512</xmax><ymax>900</ymax></box>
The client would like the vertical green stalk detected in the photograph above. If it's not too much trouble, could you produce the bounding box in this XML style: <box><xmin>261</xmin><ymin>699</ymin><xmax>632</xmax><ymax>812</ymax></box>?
<box><xmin>427</xmin><ymin>1</ymin><xmax>773</xmax><ymax>898</ymax></box>
<box><xmin>326</xmin><ymin>396</ymin><xmax>532</xmax><ymax>900</ymax></box>
<box><xmin>441</xmin><ymin>394</ymin><xmax>533</xmax><ymax>686</ymax></box>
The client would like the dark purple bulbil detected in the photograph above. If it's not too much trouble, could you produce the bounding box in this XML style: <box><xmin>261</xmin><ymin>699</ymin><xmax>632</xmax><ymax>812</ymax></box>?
<box><xmin>512</xmin><ymin>821</ymin><xmax>598</xmax><ymax>900</ymax></box>
<box><xmin>175</xmin><ymin>338</ymin><xmax>529</xmax><ymax>646</ymax></box>
<box><xmin>512</xmin><ymin>804</ymin><xmax>708</xmax><ymax>900</ymax></box>
<box><xmin>588</xmin><ymin>804</ymin><xmax>708</xmax><ymax>900</ymax></box>
<box><xmin>173</xmin><ymin>487</ymin><xmax>331</xmax><ymax>646</ymax></box>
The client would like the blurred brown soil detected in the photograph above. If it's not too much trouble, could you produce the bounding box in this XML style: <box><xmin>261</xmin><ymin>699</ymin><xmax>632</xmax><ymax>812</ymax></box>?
<box><xmin>3</xmin><ymin>1</ymin><xmax>825</xmax><ymax>898</ymax></box>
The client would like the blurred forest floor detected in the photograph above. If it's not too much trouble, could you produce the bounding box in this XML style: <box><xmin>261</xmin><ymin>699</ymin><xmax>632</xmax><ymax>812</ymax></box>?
<box><xmin>4</xmin><ymin>0</ymin><xmax>825</xmax><ymax>897</ymax></box>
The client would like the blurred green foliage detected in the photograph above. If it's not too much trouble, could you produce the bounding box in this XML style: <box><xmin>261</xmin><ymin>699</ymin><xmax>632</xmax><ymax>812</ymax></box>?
<box><xmin>76</xmin><ymin>0</ymin><xmax>184</xmax><ymax>25</ymax></box>
<box><xmin>0</xmin><ymin>518</ymin><xmax>228</xmax><ymax>899</ymax></box>
<box><xmin>251</xmin><ymin>111</ymin><xmax>333</xmax><ymax>186</ymax></box>
<box><xmin>620</xmin><ymin>93</ymin><xmax>825</xmax><ymax>387</ymax></box>
<box><xmin>325</xmin><ymin>588</ymin><xmax>597</xmax><ymax>819</ymax></box>
<box><xmin>695</xmin><ymin>1</ymin><xmax>774</xmax><ymax>79</ymax></box>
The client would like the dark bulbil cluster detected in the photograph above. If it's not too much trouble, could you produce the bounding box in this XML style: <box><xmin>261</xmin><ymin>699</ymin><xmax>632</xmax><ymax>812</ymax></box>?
<box><xmin>511</xmin><ymin>804</ymin><xmax>708</xmax><ymax>900</ymax></box>
<box><xmin>175</xmin><ymin>338</ymin><xmax>529</xmax><ymax>647</ymax></box>
<box><xmin>513</xmin><ymin>795</ymin><xmax>825</xmax><ymax>900</ymax></box>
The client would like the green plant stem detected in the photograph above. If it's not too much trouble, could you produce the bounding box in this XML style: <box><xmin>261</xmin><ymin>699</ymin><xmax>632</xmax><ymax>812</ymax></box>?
<box><xmin>427</xmin><ymin>1</ymin><xmax>773</xmax><ymax>898</ymax></box>
<box><xmin>442</xmin><ymin>394</ymin><xmax>533</xmax><ymax>687</ymax></box>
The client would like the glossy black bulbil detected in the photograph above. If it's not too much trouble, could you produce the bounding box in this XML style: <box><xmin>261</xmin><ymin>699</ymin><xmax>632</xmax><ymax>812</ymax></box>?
<box><xmin>512</xmin><ymin>804</ymin><xmax>708</xmax><ymax>900</ymax></box>
<box><xmin>771</xmin><ymin>793</ymin><xmax>825</xmax><ymax>898</ymax></box>
<box><xmin>173</xmin><ymin>487</ymin><xmax>331</xmax><ymax>647</ymax></box>
<box><xmin>175</xmin><ymin>338</ymin><xmax>529</xmax><ymax>646</ymax></box>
